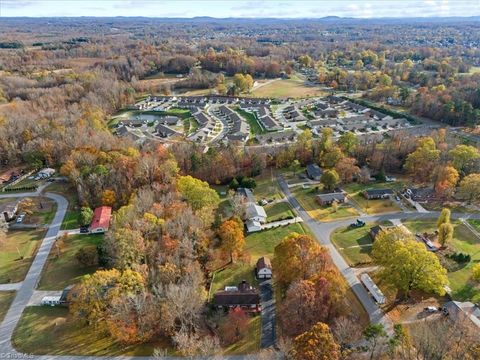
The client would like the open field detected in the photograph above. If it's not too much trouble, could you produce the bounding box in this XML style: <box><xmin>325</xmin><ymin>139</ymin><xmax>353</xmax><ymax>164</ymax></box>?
<box><xmin>38</xmin><ymin>234</ymin><xmax>104</xmax><ymax>290</ymax></box>
<box><xmin>13</xmin><ymin>307</ymin><xmax>171</xmax><ymax>356</ymax></box>
<box><xmin>0</xmin><ymin>230</ymin><xmax>46</xmax><ymax>283</ymax></box>
<box><xmin>265</xmin><ymin>201</ymin><xmax>294</xmax><ymax>222</ymax></box>
<box><xmin>0</xmin><ymin>291</ymin><xmax>15</xmax><ymax>323</ymax></box>
<box><xmin>251</xmin><ymin>77</ymin><xmax>326</xmax><ymax>98</ymax></box>
<box><xmin>292</xmin><ymin>187</ymin><xmax>359</xmax><ymax>221</ymax></box>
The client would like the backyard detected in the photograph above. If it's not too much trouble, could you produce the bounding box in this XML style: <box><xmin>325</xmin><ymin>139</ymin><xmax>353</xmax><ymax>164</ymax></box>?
<box><xmin>38</xmin><ymin>234</ymin><xmax>104</xmax><ymax>290</ymax></box>
<box><xmin>0</xmin><ymin>229</ymin><xmax>46</xmax><ymax>283</ymax></box>
<box><xmin>292</xmin><ymin>186</ymin><xmax>359</xmax><ymax>221</ymax></box>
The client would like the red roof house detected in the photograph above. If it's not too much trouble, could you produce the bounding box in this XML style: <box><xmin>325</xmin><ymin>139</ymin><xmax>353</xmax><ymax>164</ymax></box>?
<box><xmin>89</xmin><ymin>206</ymin><xmax>112</xmax><ymax>233</ymax></box>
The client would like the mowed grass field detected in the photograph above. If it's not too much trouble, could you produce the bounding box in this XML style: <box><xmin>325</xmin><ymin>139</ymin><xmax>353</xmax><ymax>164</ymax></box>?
<box><xmin>38</xmin><ymin>234</ymin><xmax>104</xmax><ymax>290</ymax></box>
<box><xmin>331</xmin><ymin>224</ymin><xmax>375</xmax><ymax>266</ymax></box>
<box><xmin>0</xmin><ymin>291</ymin><xmax>15</xmax><ymax>322</ymax></box>
<box><xmin>13</xmin><ymin>307</ymin><xmax>172</xmax><ymax>356</ymax></box>
<box><xmin>251</xmin><ymin>77</ymin><xmax>326</xmax><ymax>99</ymax></box>
<box><xmin>292</xmin><ymin>187</ymin><xmax>359</xmax><ymax>222</ymax></box>
<box><xmin>0</xmin><ymin>230</ymin><xmax>46</xmax><ymax>283</ymax></box>
<box><xmin>343</xmin><ymin>182</ymin><xmax>402</xmax><ymax>215</ymax></box>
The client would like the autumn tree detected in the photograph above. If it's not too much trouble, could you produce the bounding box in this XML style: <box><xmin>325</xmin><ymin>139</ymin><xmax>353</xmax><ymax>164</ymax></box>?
<box><xmin>101</xmin><ymin>189</ymin><xmax>116</xmax><ymax>207</ymax></box>
<box><xmin>472</xmin><ymin>263</ymin><xmax>480</xmax><ymax>281</ymax></box>
<box><xmin>437</xmin><ymin>207</ymin><xmax>451</xmax><ymax>228</ymax></box>
<box><xmin>291</xmin><ymin>322</ymin><xmax>340</xmax><ymax>360</ymax></box>
<box><xmin>337</xmin><ymin>132</ymin><xmax>358</xmax><ymax>155</ymax></box>
<box><xmin>364</xmin><ymin>324</ymin><xmax>388</xmax><ymax>360</ymax></box>
<box><xmin>273</xmin><ymin>233</ymin><xmax>328</xmax><ymax>290</ymax></box>
<box><xmin>449</xmin><ymin>145</ymin><xmax>480</xmax><ymax>174</ymax></box>
<box><xmin>75</xmin><ymin>246</ymin><xmax>98</xmax><ymax>267</ymax></box>
<box><xmin>321</xmin><ymin>169</ymin><xmax>340</xmax><ymax>191</ymax></box>
<box><xmin>457</xmin><ymin>173</ymin><xmax>480</xmax><ymax>202</ymax></box>
<box><xmin>280</xmin><ymin>270</ymin><xmax>347</xmax><ymax>337</ymax></box>
<box><xmin>321</xmin><ymin>146</ymin><xmax>344</xmax><ymax>169</ymax></box>
<box><xmin>17</xmin><ymin>197</ymin><xmax>34</xmax><ymax>215</ymax></box>
<box><xmin>335</xmin><ymin>157</ymin><xmax>360</xmax><ymax>183</ymax></box>
<box><xmin>438</xmin><ymin>222</ymin><xmax>454</xmax><ymax>247</ymax></box>
<box><xmin>218</xmin><ymin>218</ymin><xmax>245</xmax><ymax>263</ymax></box>
<box><xmin>433</xmin><ymin>165</ymin><xmax>459</xmax><ymax>198</ymax></box>
<box><xmin>404</xmin><ymin>137</ymin><xmax>440</xmax><ymax>183</ymax></box>
<box><xmin>218</xmin><ymin>308</ymin><xmax>250</xmax><ymax>345</ymax></box>
<box><xmin>372</xmin><ymin>228</ymin><xmax>448</xmax><ymax>298</ymax></box>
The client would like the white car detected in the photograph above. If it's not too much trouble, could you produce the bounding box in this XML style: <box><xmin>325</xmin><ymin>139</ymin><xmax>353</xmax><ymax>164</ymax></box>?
<box><xmin>16</xmin><ymin>214</ymin><xmax>25</xmax><ymax>223</ymax></box>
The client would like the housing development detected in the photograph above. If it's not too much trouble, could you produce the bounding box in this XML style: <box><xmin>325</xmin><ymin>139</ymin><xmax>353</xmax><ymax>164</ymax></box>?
<box><xmin>1</xmin><ymin>2</ymin><xmax>480</xmax><ymax>360</ymax></box>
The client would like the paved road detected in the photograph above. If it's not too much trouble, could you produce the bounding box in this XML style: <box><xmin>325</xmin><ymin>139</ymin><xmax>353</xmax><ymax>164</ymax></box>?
<box><xmin>278</xmin><ymin>176</ymin><xmax>480</xmax><ymax>331</ymax></box>
<box><xmin>259</xmin><ymin>280</ymin><xmax>276</xmax><ymax>348</ymax></box>
<box><xmin>0</xmin><ymin>191</ymin><xmax>68</xmax><ymax>356</ymax></box>
<box><xmin>0</xmin><ymin>282</ymin><xmax>22</xmax><ymax>291</ymax></box>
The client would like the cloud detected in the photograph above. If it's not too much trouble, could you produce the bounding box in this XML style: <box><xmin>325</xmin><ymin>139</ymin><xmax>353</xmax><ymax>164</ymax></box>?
<box><xmin>2</xmin><ymin>0</ymin><xmax>36</xmax><ymax>9</ymax></box>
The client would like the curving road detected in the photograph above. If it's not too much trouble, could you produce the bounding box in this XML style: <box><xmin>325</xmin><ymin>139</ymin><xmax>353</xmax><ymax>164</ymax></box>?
<box><xmin>277</xmin><ymin>176</ymin><xmax>480</xmax><ymax>332</ymax></box>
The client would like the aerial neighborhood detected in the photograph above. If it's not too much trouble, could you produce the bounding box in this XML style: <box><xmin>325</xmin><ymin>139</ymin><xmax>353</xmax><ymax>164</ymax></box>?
<box><xmin>1</xmin><ymin>5</ymin><xmax>480</xmax><ymax>360</ymax></box>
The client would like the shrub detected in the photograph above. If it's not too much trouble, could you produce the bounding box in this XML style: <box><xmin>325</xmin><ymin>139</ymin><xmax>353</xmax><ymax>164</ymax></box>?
<box><xmin>75</xmin><ymin>246</ymin><xmax>98</xmax><ymax>267</ymax></box>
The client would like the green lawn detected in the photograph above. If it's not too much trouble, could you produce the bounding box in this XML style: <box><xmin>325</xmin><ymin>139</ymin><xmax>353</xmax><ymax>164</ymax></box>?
<box><xmin>0</xmin><ymin>291</ymin><xmax>15</xmax><ymax>322</ymax></box>
<box><xmin>0</xmin><ymin>230</ymin><xmax>46</xmax><ymax>283</ymax></box>
<box><xmin>265</xmin><ymin>202</ymin><xmax>294</xmax><ymax>222</ymax></box>
<box><xmin>210</xmin><ymin>262</ymin><xmax>258</xmax><ymax>296</ymax></box>
<box><xmin>235</xmin><ymin>108</ymin><xmax>265</xmax><ymax>135</ymax></box>
<box><xmin>245</xmin><ymin>222</ymin><xmax>310</xmax><ymax>260</ymax></box>
<box><xmin>45</xmin><ymin>182</ymin><xmax>81</xmax><ymax>230</ymax></box>
<box><xmin>38</xmin><ymin>234</ymin><xmax>104</xmax><ymax>290</ymax></box>
<box><xmin>469</xmin><ymin>220</ymin><xmax>480</xmax><ymax>232</ymax></box>
<box><xmin>342</xmin><ymin>181</ymin><xmax>403</xmax><ymax>215</ymax></box>
<box><xmin>13</xmin><ymin>307</ymin><xmax>171</xmax><ymax>356</ymax></box>
<box><xmin>331</xmin><ymin>225</ymin><xmax>375</xmax><ymax>266</ymax></box>
<box><xmin>292</xmin><ymin>187</ymin><xmax>359</xmax><ymax>221</ymax></box>
<box><xmin>402</xmin><ymin>219</ymin><xmax>438</xmax><ymax>234</ymax></box>
<box><xmin>253</xmin><ymin>174</ymin><xmax>283</xmax><ymax>201</ymax></box>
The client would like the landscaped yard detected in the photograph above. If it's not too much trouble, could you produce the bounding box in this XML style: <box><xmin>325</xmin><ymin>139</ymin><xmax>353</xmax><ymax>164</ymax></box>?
<box><xmin>343</xmin><ymin>181</ymin><xmax>403</xmax><ymax>215</ymax></box>
<box><xmin>38</xmin><ymin>234</ymin><xmax>104</xmax><ymax>290</ymax></box>
<box><xmin>331</xmin><ymin>224</ymin><xmax>376</xmax><ymax>266</ymax></box>
<box><xmin>265</xmin><ymin>202</ymin><xmax>294</xmax><ymax>222</ymax></box>
<box><xmin>13</xmin><ymin>307</ymin><xmax>171</xmax><ymax>356</ymax></box>
<box><xmin>292</xmin><ymin>187</ymin><xmax>359</xmax><ymax>221</ymax></box>
<box><xmin>0</xmin><ymin>230</ymin><xmax>46</xmax><ymax>283</ymax></box>
<box><xmin>0</xmin><ymin>291</ymin><xmax>15</xmax><ymax>322</ymax></box>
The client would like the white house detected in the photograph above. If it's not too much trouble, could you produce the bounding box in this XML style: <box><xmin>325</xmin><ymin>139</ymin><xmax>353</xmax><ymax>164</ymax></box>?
<box><xmin>36</xmin><ymin>168</ymin><xmax>55</xmax><ymax>179</ymax></box>
<box><xmin>246</xmin><ymin>219</ymin><xmax>262</xmax><ymax>233</ymax></box>
<box><xmin>41</xmin><ymin>295</ymin><xmax>62</xmax><ymax>306</ymax></box>
<box><xmin>246</xmin><ymin>203</ymin><xmax>267</xmax><ymax>223</ymax></box>
<box><xmin>256</xmin><ymin>256</ymin><xmax>272</xmax><ymax>279</ymax></box>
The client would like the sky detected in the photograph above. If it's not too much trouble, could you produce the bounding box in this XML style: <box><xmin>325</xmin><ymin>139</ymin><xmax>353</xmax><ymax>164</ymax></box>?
<box><xmin>1</xmin><ymin>0</ymin><xmax>480</xmax><ymax>18</ymax></box>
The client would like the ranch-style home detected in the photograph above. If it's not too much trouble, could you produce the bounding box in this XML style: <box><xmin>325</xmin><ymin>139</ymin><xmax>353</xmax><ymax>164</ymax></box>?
<box><xmin>89</xmin><ymin>206</ymin><xmax>112</xmax><ymax>233</ymax></box>
<box><xmin>363</xmin><ymin>189</ymin><xmax>394</xmax><ymax>200</ymax></box>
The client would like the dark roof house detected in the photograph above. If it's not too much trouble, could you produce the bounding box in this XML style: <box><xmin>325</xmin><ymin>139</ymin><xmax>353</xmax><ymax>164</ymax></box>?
<box><xmin>306</xmin><ymin>164</ymin><xmax>323</xmax><ymax>181</ymax></box>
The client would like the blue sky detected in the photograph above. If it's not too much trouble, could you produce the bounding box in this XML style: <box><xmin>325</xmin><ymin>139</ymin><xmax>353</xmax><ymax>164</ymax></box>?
<box><xmin>1</xmin><ymin>0</ymin><xmax>479</xmax><ymax>18</ymax></box>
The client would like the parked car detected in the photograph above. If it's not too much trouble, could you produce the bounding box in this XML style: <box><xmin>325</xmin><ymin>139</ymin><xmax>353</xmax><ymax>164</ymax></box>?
<box><xmin>79</xmin><ymin>225</ymin><xmax>89</xmax><ymax>234</ymax></box>
<box><xmin>16</xmin><ymin>214</ymin><xmax>25</xmax><ymax>223</ymax></box>
<box><xmin>349</xmin><ymin>219</ymin><xmax>366</xmax><ymax>228</ymax></box>
<box><xmin>424</xmin><ymin>306</ymin><xmax>438</xmax><ymax>313</ymax></box>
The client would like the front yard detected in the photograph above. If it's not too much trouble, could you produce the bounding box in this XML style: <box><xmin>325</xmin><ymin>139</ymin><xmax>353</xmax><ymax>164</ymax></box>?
<box><xmin>38</xmin><ymin>234</ymin><xmax>104</xmax><ymax>290</ymax></box>
<box><xmin>292</xmin><ymin>186</ymin><xmax>359</xmax><ymax>221</ymax></box>
<box><xmin>0</xmin><ymin>291</ymin><xmax>15</xmax><ymax>322</ymax></box>
<box><xmin>0</xmin><ymin>230</ymin><xmax>46</xmax><ymax>283</ymax></box>
<box><xmin>13</xmin><ymin>307</ymin><xmax>170</xmax><ymax>356</ymax></box>
<box><xmin>343</xmin><ymin>181</ymin><xmax>403</xmax><ymax>215</ymax></box>
<box><xmin>265</xmin><ymin>201</ymin><xmax>295</xmax><ymax>222</ymax></box>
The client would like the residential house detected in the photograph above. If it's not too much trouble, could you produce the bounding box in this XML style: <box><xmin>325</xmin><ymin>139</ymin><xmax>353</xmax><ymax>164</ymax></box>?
<box><xmin>236</xmin><ymin>187</ymin><xmax>256</xmax><ymax>203</ymax></box>
<box><xmin>156</xmin><ymin>124</ymin><xmax>181</xmax><ymax>138</ymax></box>
<box><xmin>158</xmin><ymin>116</ymin><xmax>180</xmax><ymax>126</ymax></box>
<box><xmin>90</xmin><ymin>206</ymin><xmax>112</xmax><ymax>233</ymax></box>
<box><xmin>256</xmin><ymin>130</ymin><xmax>296</xmax><ymax>145</ymax></box>
<box><xmin>363</xmin><ymin>189</ymin><xmax>394</xmax><ymax>200</ymax></box>
<box><xmin>443</xmin><ymin>301</ymin><xmax>480</xmax><ymax>328</ymax></box>
<box><xmin>316</xmin><ymin>192</ymin><xmax>347</xmax><ymax>206</ymax></box>
<box><xmin>213</xmin><ymin>280</ymin><xmax>261</xmax><ymax>312</ymax></box>
<box><xmin>246</xmin><ymin>203</ymin><xmax>267</xmax><ymax>223</ymax></box>
<box><xmin>256</xmin><ymin>257</ymin><xmax>272</xmax><ymax>279</ymax></box>
<box><xmin>306</xmin><ymin>163</ymin><xmax>323</xmax><ymax>181</ymax></box>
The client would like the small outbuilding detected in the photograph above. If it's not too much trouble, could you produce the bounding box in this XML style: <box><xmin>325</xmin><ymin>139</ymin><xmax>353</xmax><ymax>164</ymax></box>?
<box><xmin>256</xmin><ymin>256</ymin><xmax>272</xmax><ymax>279</ymax></box>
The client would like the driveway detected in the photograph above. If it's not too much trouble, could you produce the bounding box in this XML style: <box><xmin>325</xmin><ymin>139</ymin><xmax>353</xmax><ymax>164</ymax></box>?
<box><xmin>259</xmin><ymin>279</ymin><xmax>276</xmax><ymax>348</ymax></box>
